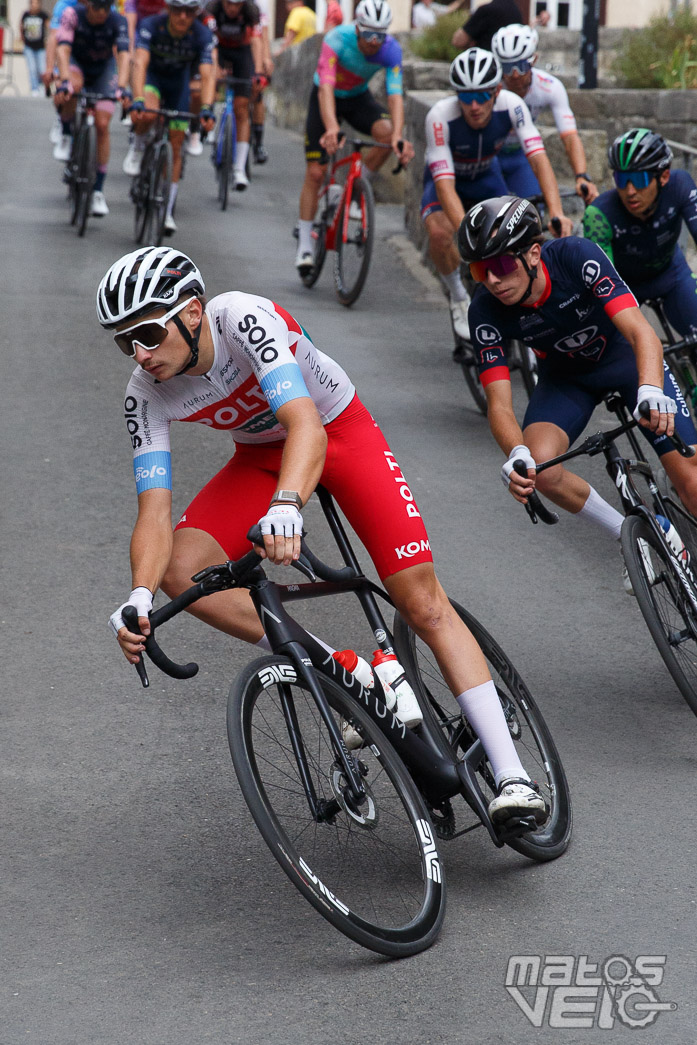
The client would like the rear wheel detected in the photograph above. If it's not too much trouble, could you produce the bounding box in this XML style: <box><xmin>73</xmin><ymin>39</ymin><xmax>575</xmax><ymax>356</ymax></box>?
<box><xmin>621</xmin><ymin>513</ymin><xmax>697</xmax><ymax>716</ymax></box>
<box><xmin>334</xmin><ymin>175</ymin><xmax>374</xmax><ymax>306</ymax></box>
<box><xmin>227</xmin><ymin>655</ymin><xmax>446</xmax><ymax>957</ymax></box>
<box><xmin>75</xmin><ymin>123</ymin><xmax>96</xmax><ymax>238</ymax></box>
<box><xmin>145</xmin><ymin>142</ymin><xmax>172</xmax><ymax>246</ymax></box>
<box><xmin>514</xmin><ymin>340</ymin><xmax>538</xmax><ymax>397</ymax></box>
<box><xmin>216</xmin><ymin>112</ymin><xmax>232</xmax><ymax>210</ymax></box>
<box><xmin>393</xmin><ymin>600</ymin><xmax>572</xmax><ymax>861</ymax></box>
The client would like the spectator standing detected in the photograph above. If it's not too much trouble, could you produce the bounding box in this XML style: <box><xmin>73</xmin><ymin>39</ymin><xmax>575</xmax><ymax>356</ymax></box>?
<box><xmin>324</xmin><ymin>0</ymin><xmax>343</xmax><ymax>32</ymax></box>
<box><xmin>20</xmin><ymin>0</ymin><xmax>49</xmax><ymax>95</ymax></box>
<box><xmin>412</xmin><ymin>0</ymin><xmax>466</xmax><ymax>31</ymax></box>
<box><xmin>452</xmin><ymin>0</ymin><xmax>521</xmax><ymax>50</ymax></box>
<box><xmin>278</xmin><ymin>0</ymin><xmax>316</xmax><ymax>51</ymax></box>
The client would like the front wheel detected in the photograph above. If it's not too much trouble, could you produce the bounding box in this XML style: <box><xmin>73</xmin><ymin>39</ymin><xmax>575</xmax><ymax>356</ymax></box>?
<box><xmin>216</xmin><ymin>112</ymin><xmax>232</xmax><ymax>210</ymax></box>
<box><xmin>393</xmin><ymin>601</ymin><xmax>572</xmax><ymax>861</ymax></box>
<box><xmin>334</xmin><ymin>175</ymin><xmax>374</xmax><ymax>306</ymax></box>
<box><xmin>621</xmin><ymin>513</ymin><xmax>697</xmax><ymax>716</ymax></box>
<box><xmin>456</xmin><ymin>340</ymin><xmax>488</xmax><ymax>415</ymax></box>
<box><xmin>513</xmin><ymin>340</ymin><xmax>538</xmax><ymax>397</ymax></box>
<box><xmin>227</xmin><ymin>655</ymin><xmax>446</xmax><ymax>957</ymax></box>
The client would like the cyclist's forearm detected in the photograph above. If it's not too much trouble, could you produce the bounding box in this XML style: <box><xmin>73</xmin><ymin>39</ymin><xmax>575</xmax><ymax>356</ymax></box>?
<box><xmin>125</xmin><ymin>11</ymin><xmax>136</xmax><ymax>52</ymax></box>
<box><xmin>129</xmin><ymin>504</ymin><xmax>174</xmax><ymax>595</ymax></box>
<box><xmin>614</xmin><ymin>308</ymin><xmax>665</xmax><ymax>389</ymax></box>
<box><xmin>130</xmin><ymin>49</ymin><xmax>149</xmax><ymax>98</ymax></box>
<box><xmin>116</xmin><ymin>49</ymin><xmax>130</xmax><ymax>89</ymax></box>
<box><xmin>56</xmin><ymin>44</ymin><xmax>71</xmax><ymax>83</ymax></box>
<box><xmin>45</xmin><ymin>31</ymin><xmax>58</xmax><ymax>76</ymax></box>
<box><xmin>199</xmin><ymin>63</ymin><xmax>215</xmax><ymax>108</ymax></box>
<box><xmin>486</xmin><ymin>382</ymin><xmax>525</xmax><ymax>454</ymax></box>
<box><xmin>387</xmin><ymin>94</ymin><xmax>404</xmax><ymax>139</ymax></box>
<box><xmin>529</xmin><ymin>151</ymin><xmax>564</xmax><ymax>216</ymax></box>
<box><xmin>561</xmin><ymin>131</ymin><xmax>588</xmax><ymax>178</ymax></box>
<box><xmin>274</xmin><ymin>403</ymin><xmax>328</xmax><ymax>507</ymax></box>
<box><xmin>251</xmin><ymin>35</ymin><xmax>262</xmax><ymax>72</ymax></box>
<box><xmin>435</xmin><ymin>179</ymin><xmax>465</xmax><ymax>236</ymax></box>
<box><xmin>318</xmin><ymin>83</ymin><xmax>339</xmax><ymax>133</ymax></box>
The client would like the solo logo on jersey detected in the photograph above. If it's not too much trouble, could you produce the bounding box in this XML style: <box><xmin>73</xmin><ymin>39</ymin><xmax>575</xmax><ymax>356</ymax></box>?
<box><xmin>238</xmin><ymin>314</ymin><xmax>278</xmax><ymax>363</ymax></box>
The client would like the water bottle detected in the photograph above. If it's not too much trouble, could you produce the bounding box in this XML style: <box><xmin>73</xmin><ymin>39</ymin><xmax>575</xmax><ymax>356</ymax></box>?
<box><xmin>371</xmin><ymin>650</ymin><xmax>422</xmax><ymax>727</ymax></box>
<box><xmin>656</xmin><ymin>515</ymin><xmax>689</xmax><ymax>566</ymax></box>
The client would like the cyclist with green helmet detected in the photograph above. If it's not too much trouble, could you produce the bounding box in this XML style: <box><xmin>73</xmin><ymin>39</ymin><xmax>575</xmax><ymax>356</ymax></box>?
<box><xmin>583</xmin><ymin>127</ymin><xmax>697</xmax><ymax>339</ymax></box>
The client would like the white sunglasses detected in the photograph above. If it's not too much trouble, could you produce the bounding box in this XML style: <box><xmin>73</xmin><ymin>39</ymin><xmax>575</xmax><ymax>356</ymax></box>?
<box><xmin>114</xmin><ymin>296</ymin><xmax>196</xmax><ymax>356</ymax></box>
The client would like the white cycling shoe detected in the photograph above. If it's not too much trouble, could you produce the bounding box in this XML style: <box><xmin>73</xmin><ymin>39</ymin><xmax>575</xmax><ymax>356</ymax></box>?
<box><xmin>163</xmin><ymin>214</ymin><xmax>177</xmax><ymax>235</ymax></box>
<box><xmin>53</xmin><ymin>134</ymin><xmax>72</xmax><ymax>162</ymax></box>
<box><xmin>234</xmin><ymin>167</ymin><xmax>250</xmax><ymax>191</ymax></box>
<box><xmin>295</xmin><ymin>248</ymin><xmax>314</xmax><ymax>278</ymax></box>
<box><xmin>90</xmin><ymin>190</ymin><xmax>109</xmax><ymax>217</ymax></box>
<box><xmin>186</xmin><ymin>131</ymin><xmax>203</xmax><ymax>156</ymax></box>
<box><xmin>123</xmin><ymin>143</ymin><xmax>143</xmax><ymax>176</ymax></box>
<box><xmin>488</xmin><ymin>778</ymin><xmax>548</xmax><ymax>825</ymax></box>
<box><xmin>449</xmin><ymin>297</ymin><xmax>471</xmax><ymax>341</ymax></box>
<box><xmin>622</xmin><ymin>539</ymin><xmax>657</xmax><ymax>596</ymax></box>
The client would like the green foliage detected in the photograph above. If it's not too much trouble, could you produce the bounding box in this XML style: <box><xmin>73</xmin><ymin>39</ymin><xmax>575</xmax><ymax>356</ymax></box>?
<box><xmin>409</xmin><ymin>10</ymin><xmax>469</xmax><ymax>64</ymax></box>
<box><xmin>613</xmin><ymin>9</ymin><xmax>697</xmax><ymax>88</ymax></box>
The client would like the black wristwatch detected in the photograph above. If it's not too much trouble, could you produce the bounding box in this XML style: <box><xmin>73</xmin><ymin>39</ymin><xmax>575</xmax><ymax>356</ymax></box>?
<box><xmin>270</xmin><ymin>489</ymin><xmax>303</xmax><ymax>510</ymax></box>
<box><xmin>575</xmin><ymin>172</ymin><xmax>590</xmax><ymax>181</ymax></box>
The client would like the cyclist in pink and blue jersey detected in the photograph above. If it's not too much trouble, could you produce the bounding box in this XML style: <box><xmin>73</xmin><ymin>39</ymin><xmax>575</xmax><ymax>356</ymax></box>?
<box><xmin>294</xmin><ymin>0</ymin><xmax>415</xmax><ymax>277</ymax></box>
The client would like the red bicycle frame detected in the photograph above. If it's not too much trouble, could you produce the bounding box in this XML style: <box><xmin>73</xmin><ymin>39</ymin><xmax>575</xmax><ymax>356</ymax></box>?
<box><xmin>323</xmin><ymin>149</ymin><xmax>364</xmax><ymax>252</ymax></box>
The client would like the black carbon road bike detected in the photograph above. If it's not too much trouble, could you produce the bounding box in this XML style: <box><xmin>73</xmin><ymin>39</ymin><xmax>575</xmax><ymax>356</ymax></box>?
<box><xmin>122</xmin><ymin>486</ymin><xmax>571</xmax><ymax>956</ymax></box>
<box><xmin>515</xmin><ymin>396</ymin><xmax>697</xmax><ymax>716</ymax></box>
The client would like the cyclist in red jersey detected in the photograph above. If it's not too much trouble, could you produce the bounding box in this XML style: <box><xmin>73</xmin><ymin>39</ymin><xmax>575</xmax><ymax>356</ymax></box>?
<box><xmin>97</xmin><ymin>245</ymin><xmax>550</xmax><ymax>827</ymax></box>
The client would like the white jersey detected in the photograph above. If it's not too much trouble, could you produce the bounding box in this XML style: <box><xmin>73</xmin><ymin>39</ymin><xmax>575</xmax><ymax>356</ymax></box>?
<box><xmin>500</xmin><ymin>69</ymin><xmax>577</xmax><ymax>153</ymax></box>
<box><xmin>424</xmin><ymin>90</ymin><xmax>544</xmax><ymax>183</ymax></box>
<box><xmin>123</xmin><ymin>291</ymin><xmax>355</xmax><ymax>495</ymax></box>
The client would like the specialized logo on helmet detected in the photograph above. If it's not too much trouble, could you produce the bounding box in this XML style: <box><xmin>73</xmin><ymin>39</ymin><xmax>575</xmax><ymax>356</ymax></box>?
<box><xmin>506</xmin><ymin>201</ymin><xmax>528</xmax><ymax>234</ymax></box>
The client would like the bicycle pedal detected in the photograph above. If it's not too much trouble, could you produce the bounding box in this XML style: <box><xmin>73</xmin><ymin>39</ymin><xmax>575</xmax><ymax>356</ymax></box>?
<box><xmin>495</xmin><ymin>814</ymin><xmax>539</xmax><ymax>841</ymax></box>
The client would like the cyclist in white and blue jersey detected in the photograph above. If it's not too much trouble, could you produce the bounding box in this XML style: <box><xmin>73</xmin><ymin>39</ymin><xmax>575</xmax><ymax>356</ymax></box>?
<box><xmin>422</xmin><ymin>48</ymin><xmax>572</xmax><ymax>342</ymax></box>
<box><xmin>295</xmin><ymin>0</ymin><xmax>415</xmax><ymax>277</ymax></box>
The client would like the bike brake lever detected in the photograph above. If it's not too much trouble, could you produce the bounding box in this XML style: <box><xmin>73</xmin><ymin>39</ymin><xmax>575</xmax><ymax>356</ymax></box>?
<box><xmin>513</xmin><ymin>460</ymin><xmax>559</xmax><ymax>526</ymax></box>
<box><xmin>122</xmin><ymin>604</ymin><xmax>150</xmax><ymax>688</ymax></box>
<box><xmin>392</xmin><ymin>139</ymin><xmax>405</xmax><ymax>175</ymax></box>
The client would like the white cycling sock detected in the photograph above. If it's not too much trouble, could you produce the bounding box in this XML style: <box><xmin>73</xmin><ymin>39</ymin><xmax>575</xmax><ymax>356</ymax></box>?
<box><xmin>576</xmin><ymin>484</ymin><xmax>623</xmax><ymax>539</ymax></box>
<box><xmin>166</xmin><ymin>182</ymin><xmax>178</xmax><ymax>219</ymax></box>
<box><xmin>456</xmin><ymin>680</ymin><xmax>529</xmax><ymax>789</ymax></box>
<box><xmin>442</xmin><ymin>268</ymin><xmax>469</xmax><ymax>303</ymax></box>
<box><xmin>235</xmin><ymin>141</ymin><xmax>250</xmax><ymax>171</ymax></box>
<box><xmin>298</xmin><ymin>219</ymin><xmax>314</xmax><ymax>255</ymax></box>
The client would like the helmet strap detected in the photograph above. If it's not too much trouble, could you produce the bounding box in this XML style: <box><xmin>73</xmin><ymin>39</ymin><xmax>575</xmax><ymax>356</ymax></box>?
<box><xmin>173</xmin><ymin>311</ymin><xmax>202</xmax><ymax>375</ymax></box>
<box><xmin>514</xmin><ymin>250</ymin><xmax>538</xmax><ymax>305</ymax></box>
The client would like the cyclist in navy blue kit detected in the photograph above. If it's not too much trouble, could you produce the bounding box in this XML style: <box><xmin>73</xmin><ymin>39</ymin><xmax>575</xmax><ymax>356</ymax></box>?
<box><xmin>422</xmin><ymin>48</ymin><xmax>573</xmax><ymax>342</ymax></box>
<box><xmin>583</xmin><ymin>128</ymin><xmax>697</xmax><ymax>339</ymax></box>
<box><xmin>460</xmin><ymin>196</ymin><xmax>697</xmax><ymax>585</ymax></box>
<box><xmin>125</xmin><ymin>0</ymin><xmax>215</xmax><ymax>234</ymax></box>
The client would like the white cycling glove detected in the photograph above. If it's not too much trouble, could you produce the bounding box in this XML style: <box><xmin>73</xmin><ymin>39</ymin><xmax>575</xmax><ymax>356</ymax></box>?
<box><xmin>501</xmin><ymin>445</ymin><xmax>536</xmax><ymax>488</ymax></box>
<box><xmin>258</xmin><ymin>503</ymin><xmax>304</xmax><ymax>540</ymax></box>
<box><xmin>109</xmin><ymin>586</ymin><xmax>153</xmax><ymax>637</ymax></box>
<box><xmin>633</xmin><ymin>384</ymin><xmax>677</xmax><ymax>422</ymax></box>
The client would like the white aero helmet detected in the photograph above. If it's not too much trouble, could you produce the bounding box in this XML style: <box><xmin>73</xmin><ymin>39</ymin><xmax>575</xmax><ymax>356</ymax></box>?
<box><xmin>355</xmin><ymin>0</ymin><xmax>392</xmax><ymax>31</ymax></box>
<box><xmin>167</xmin><ymin>0</ymin><xmax>201</xmax><ymax>8</ymax></box>
<box><xmin>491</xmin><ymin>24</ymin><xmax>539</xmax><ymax>64</ymax></box>
<box><xmin>97</xmin><ymin>246</ymin><xmax>205</xmax><ymax>329</ymax></box>
<box><xmin>449</xmin><ymin>48</ymin><xmax>502</xmax><ymax>92</ymax></box>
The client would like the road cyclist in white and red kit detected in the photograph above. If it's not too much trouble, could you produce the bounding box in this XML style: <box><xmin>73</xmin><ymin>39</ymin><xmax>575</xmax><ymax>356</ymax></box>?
<box><xmin>98</xmin><ymin>244</ymin><xmax>549</xmax><ymax>827</ymax></box>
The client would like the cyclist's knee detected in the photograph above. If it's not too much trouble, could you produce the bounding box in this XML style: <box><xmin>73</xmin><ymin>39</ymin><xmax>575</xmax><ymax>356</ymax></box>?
<box><xmin>305</xmin><ymin>161</ymin><xmax>325</xmax><ymax>189</ymax></box>
<box><xmin>426</xmin><ymin>213</ymin><xmax>455</xmax><ymax>254</ymax></box>
<box><xmin>534</xmin><ymin>463</ymin><xmax>565</xmax><ymax>498</ymax></box>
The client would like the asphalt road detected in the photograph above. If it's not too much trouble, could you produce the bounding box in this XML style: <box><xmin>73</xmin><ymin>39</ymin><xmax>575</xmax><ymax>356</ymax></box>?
<box><xmin>2</xmin><ymin>98</ymin><xmax>696</xmax><ymax>1045</ymax></box>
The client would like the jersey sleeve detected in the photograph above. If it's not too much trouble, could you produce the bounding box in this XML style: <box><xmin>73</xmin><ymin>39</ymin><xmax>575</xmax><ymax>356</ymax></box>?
<box><xmin>575</xmin><ymin>238</ymin><xmax>637</xmax><ymax>318</ymax></box>
<box><xmin>196</xmin><ymin>22</ymin><xmax>214</xmax><ymax>64</ymax></box>
<box><xmin>381</xmin><ymin>38</ymin><xmax>403</xmax><ymax>95</ymax></box>
<box><xmin>675</xmin><ymin>169</ymin><xmax>697</xmax><ymax>247</ymax></box>
<box><xmin>56</xmin><ymin>6</ymin><xmax>77</xmax><ymax>46</ymax></box>
<box><xmin>468</xmin><ymin>297</ymin><xmax>510</xmax><ymax>386</ymax></box>
<box><xmin>125</xmin><ymin>372</ymin><xmax>174</xmax><ymax>495</ymax></box>
<box><xmin>115</xmin><ymin>14</ymin><xmax>130</xmax><ymax>52</ymax></box>
<box><xmin>222</xmin><ymin>296</ymin><xmax>312</xmax><ymax>413</ymax></box>
<box><xmin>424</xmin><ymin>101</ymin><xmax>454</xmax><ymax>181</ymax></box>
<box><xmin>136</xmin><ymin>17</ymin><xmax>153</xmax><ymax>50</ymax></box>
<box><xmin>505</xmin><ymin>92</ymin><xmax>544</xmax><ymax>159</ymax></box>
<box><xmin>547</xmin><ymin>77</ymin><xmax>577</xmax><ymax>137</ymax></box>
<box><xmin>51</xmin><ymin>0</ymin><xmax>71</xmax><ymax>32</ymax></box>
<box><xmin>582</xmin><ymin>202</ymin><xmax>615</xmax><ymax>266</ymax></box>
<box><xmin>316</xmin><ymin>36</ymin><xmax>339</xmax><ymax>88</ymax></box>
